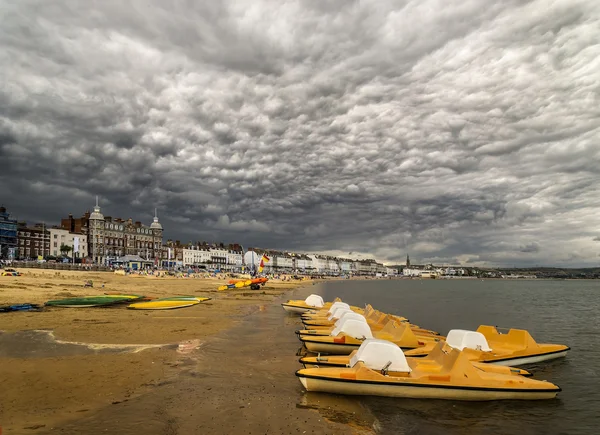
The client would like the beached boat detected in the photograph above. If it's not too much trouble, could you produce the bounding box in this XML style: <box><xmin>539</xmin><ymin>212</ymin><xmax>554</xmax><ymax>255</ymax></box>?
<box><xmin>1</xmin><ymin>268</ymin><xmax>21</xmax><ymax>277</ymax></box>
<box><xmin>0</xmin><ymin>303</ymin><xmax>42</xmax><ymax>312</ymax></box>
<box><xmin>281</xmin><ymin>294</ymin><xmax>328</xmax><ymax>314</ymax></box>
<box><xmin>45</xmin><ymin>294</ymin><xmax>143</xmax><ymax>308</ymax></box>
<box><xmin>218</xmin><ymin>277</ymin><xmax>268</xmax><ymax>291</ymax></box>
<box><xmin>300</xmin><ymin>303</ymin><xmax>364</xmax><ymax>323</ymax></box>
<box><xmin>128</xmin><ymin>296</ymin><xmax>211</xmax><ymax>310</ymax></box>
<box><xmin>300</xmin><ymin>304</ymin><xmax>434</xmax><ymax>335</ymax></box>
<box><xmin>296</xmin><ymin>339</ymin><xmax>561</xmax><ymax>400</ymax></box>
<box><xmin>404</xmin><ymin>327</ymin><xmax>570</xmax><ymax>366</ymax></box>
<box><xmin>299</xmin><ymin>341</ymin><xmax>532</xmax><ymax>377</ymax></box>
<box><xmin>297</xmin><ymin>311</ymin><xmax>369</xmax><ymax>336</ymax></box>
<box><xmin>299</xmin><ymin>318</ymin><xmax>441</xmax><ymax>355</ymax></box>
<box><xmin>298</xmin><ymin>306</ymin><xmax>438</xmax><ymax>337</ymax></box>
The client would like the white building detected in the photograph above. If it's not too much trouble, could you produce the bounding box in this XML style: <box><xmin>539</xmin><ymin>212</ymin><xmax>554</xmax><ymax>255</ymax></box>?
<box><xmin>385</xmin><ymin>267</ymin><xmax>398</xmax><ymax>276</ymax></box>
<box><xmin>356</xmin><ymin>260</ymin><xmax>377</xmax><ymax>275</ymax></box>
<box><xmin>309</xmin><ymin>255</ymin><xmax>329</xmax><ymax>273</ymax></box>
<box><xmin>227</xmin><ymin>250</ymin><xmax>243</xmax><ymax>271</ymax></box>
<box><xmin>49</xmin><ymin>228</ymin><xmax>88</xmax><ymax>258</ymax></box>
<box><xmin>182</xmin><ymin>248</ymin><xmax>212</xmax><ymax>266</ymax></box>
<box><xmin>296</xmin><ymin>255</ymin><xmax>313</xmax><ymax>272</ymax></box>
<box><xmin>274</xmin><ymin>253</ymin><xmax>293</xmax><ymax>271</ymax></box>
<box><xmin>403</xmin><ymin>267</ymin><xmax>423</xmax><ymax>277</ymax></box>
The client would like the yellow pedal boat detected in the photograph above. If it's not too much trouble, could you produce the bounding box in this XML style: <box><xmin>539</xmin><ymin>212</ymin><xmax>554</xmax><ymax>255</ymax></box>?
<box><xmin>298</xmin><ymin>308</ymin><xmax>438</xmax><ymax>338</ymax></box>
<box><xmin>299</xmin><ymin>341</ymin><xmax>532</xmax><ymax>377</ymax></box>
<box><xmin>281</xmin><ymin>294</ymin><xmax>334</xmax><ymax>314</ymax></box>
<box><xmin>300</xmin><ymin>301</ymin><xmax>364</xmax><ymax>322</ymax></box>
<box><xmin>299</xmin><ymin>318</ymin><xmax>442</xmax><ymax>355</ymax></box>
<box><xmin>404</xmin><ymin>326</ymin><xmax>570</xmax><ymax>366</ymax></box>
<box><xmin>296</xmin><ymin>339</ymin><xmax>561</xmax><ymax>400</ymax></box>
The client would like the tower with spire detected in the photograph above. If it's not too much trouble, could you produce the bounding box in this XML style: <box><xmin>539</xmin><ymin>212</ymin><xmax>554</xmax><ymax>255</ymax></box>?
<box><xmin>150</xmin><ymin>208</ymin><xmax>163</xmax><ymax>261</ymax></box>
<box><xmin>406</xmin><ymin>254</ymin><xmax>410</xmax><ymax>267</ymax></box>
<box><xmin>88</xmin><ymin>196</ymin><xmax>106</xmax><ymax>265</ymax></box>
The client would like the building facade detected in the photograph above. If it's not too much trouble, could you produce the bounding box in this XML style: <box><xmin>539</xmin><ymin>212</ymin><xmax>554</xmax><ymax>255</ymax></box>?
<box><xmin>64</xmin><ymin>200</ymin><xmax>164</xmax><ymax>265</ymax></box>
<box><xmin>0</xmin><ymin>206</ymin><xmax>18</xmax><ymax>259</ymax></box>
<box><xmin>182</xmin><ymin>247</ymin><xmax>212</xmax><ymax>267</ymax></box>
<box><xmin>49</xmin><ymin>228</ymin><xmax>88</xmax><ymax>258</ymax></box>
<box><xmin>17</xmin><ymin>223</ymin><xmax>50</xmax><ymax>259</ymax></box>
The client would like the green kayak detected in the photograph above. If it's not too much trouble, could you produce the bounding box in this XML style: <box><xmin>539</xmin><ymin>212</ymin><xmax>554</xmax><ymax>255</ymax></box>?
<box><xmin>45</xmin><ymin>294</ymin><xmax>143</xmax><ymax>308</ymax></box>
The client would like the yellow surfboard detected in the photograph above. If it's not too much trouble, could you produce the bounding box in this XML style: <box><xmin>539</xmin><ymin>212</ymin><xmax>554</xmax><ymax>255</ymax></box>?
<box><xmin>128</xmin><ymin>297</ymin><xmax>210</xmax><ymax>310</ymax></box>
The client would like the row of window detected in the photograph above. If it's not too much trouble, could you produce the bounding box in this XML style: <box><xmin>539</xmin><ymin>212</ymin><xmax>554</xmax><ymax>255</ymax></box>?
<box><xmin>19</xmin><ymin>240</ymin><xmax>50</xmax><ymax>246</ymax></box>
<box><xmin>18</xmin><ymin>232</ymin><xmax>47</xmax><ymax>238</ymax></box>
<box><xmin>101</xmin><ymin>223</ymin><xmax>158</xmax><ymax>235</ymax></box>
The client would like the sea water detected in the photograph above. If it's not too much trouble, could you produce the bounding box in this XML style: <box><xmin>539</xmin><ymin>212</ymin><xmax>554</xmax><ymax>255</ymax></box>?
<box><xmin>319</xmin><ymin>279</ymin><xmax>600</xmax><ymax>435</ymax></box>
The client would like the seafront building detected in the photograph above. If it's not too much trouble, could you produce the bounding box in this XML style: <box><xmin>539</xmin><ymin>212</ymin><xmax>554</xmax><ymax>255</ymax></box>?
<box><xmin>17</xmin><ymin>222</ymin><xmax>51</xmax><ymax>259</ymax></box>
<box><xmin>182</xmin><ymin>242</ymin><xmax>243</xmax><ymax>271</ymax></box>
<box><xmin>61</xmin><ymin>200</ymin><xmax>163</xmax><ymax>265</ymax></box>
<box><xmin>3</xmin><ymin>201</ymin><xmax>400</xmax><ymax>274</ymax></box>
<box><xmin>49</xmin><ymin>228</ymin><xmax>88</xmax><ymax>259</ymax></box>
<box><xmin>0</xmin><ymin>206</ymin><xmax>18</xmax><ymax>259</ymax></box>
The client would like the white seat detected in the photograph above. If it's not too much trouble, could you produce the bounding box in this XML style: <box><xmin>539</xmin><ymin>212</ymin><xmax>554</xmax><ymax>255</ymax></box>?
<box><xmin>350</xmin><ymin>338</ymin><xmax>411</xmax><ymax>372</ymax></box>
<box><xmin>327</xmin><ymin>307</ymin><xmax>352</xmax><ymax>321</ymax></box>
<box><xmin>330</xmin><ymin>318</ymin><xmax>373</xmax><ymax>339</ymax></box>
<box><xmin>304</xmin><ymin>294</ymin><xmax>324</xmax><ymax>308</ymax></box>
<box><xmin>446</xmin><ymin>329</ymin><xmax>492</xmax><ymax>352</ymax></box>
<box><xmin>326</xmin><ymin>301</ymin><xmax>350</xmax><ymax>315</ymax></box>
<box><xmin>333</xmin><ymin>312</ymin><xmax>367</xmax><ymax>328</ymax></box>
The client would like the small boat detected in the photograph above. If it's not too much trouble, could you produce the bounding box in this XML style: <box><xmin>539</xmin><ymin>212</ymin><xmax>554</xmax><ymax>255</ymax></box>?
<box><xmin>0</xmin><ymin>303</ymin><xmax>42</xmax><ymax>312</ymax></box>
<box><xmin>300</xmin><ymin>302</ymin><xmax>364</xmax><ymax>323</ymax></box>
<box><xmin>299</xmin><ymin>318</ymin><xmax>441</xmax><ymax>355</ymax></box>
<box><xmin>298</xmin><ymin>307</ymin><xmax>438</xmax><ymax>337</ymax></box>
<box><xmin>299</xmin><ymin>341</ymin><xmax>532</xmax><ymax>377</ymax></box>
<box><xmin>45</xmin><ymin>294</ymin><xmax>143</xmax><ymax>308</ymax></box>
<box><xmin>297</xmin><ymin>311</ymin><xmax>369</xmax><ymax>336</ymax></box>
<box><xmin>404</xmin><ymin>327</ymin><xmax>570</xmax><ymax>366</ymax></box>
<box><xmin>1</xmin><ymin>268</ymin><xmax>21</xmax><ymax>277</ymax></box>
<box><xmin>296</xmin><ymin>338</ymin><xmax>561</xmax><ymax>400</ymax></box>
<box><xmin>219</xmin><ymin>277</ymin><xmax>268</xmax><ymax>291</ymax></box>
<box><xmin>128</xmin><ymin>296</ymin><xmax>211</xmax><ymax>310</ymax></box>
<box><xmin>301</xmin><ymin>305</ymin><xmax>435</xmax><ymax>335</ymax></box>
<box><xmin>281</xmin><ymin>294</ymin><xmax>328</xmax><ymax>314</ymax></box>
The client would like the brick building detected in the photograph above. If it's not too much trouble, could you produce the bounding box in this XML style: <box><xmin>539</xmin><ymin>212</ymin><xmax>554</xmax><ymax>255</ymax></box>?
<box><xmin>60</xmin><ymin>199</ymin><xmax>164</xmax><ymax>265</ymax></box>
<box><xmin>16</xmin><ymin>222</ymin><xmax>50</xmax><ymax>259</ymax></box>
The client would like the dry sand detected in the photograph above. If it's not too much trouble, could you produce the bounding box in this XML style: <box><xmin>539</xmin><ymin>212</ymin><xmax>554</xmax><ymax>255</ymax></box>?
<box><xmin>0</xmin><ymin>269</ymin><xmax>331</xmax><ymax>434</ymax></box>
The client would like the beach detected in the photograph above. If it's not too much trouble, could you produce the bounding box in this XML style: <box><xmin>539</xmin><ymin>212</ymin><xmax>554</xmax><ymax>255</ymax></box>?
<box><xmin>0</xmin><ymin>269</ymin><xmax>364</xmax><ymax>434</ymax></box>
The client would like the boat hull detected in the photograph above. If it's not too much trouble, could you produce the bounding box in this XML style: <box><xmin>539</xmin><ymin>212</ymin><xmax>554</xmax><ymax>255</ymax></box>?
<box><xmin>486</xmin><ymin>349</ymin><xmax>570</xmax><ymax>366</ymax></box>
<box><xmin>297</xmin><ymin>374</ymin><xmax>559</xmax><ymax>401</ymax></box>
<box><xmin>303</xmin><ymin>340</ymin><xmax>360</xmax><ymax>355</ymax></box>
<box><xmin>282</xmin><ymin>304</ymin><xmax>313</xmax><ymax>314</ymax></box>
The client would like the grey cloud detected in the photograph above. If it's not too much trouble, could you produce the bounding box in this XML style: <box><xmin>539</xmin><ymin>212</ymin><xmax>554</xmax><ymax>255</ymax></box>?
<box><xmin>1</xmin><ymin>0</ymin><xmax>600</xmax><ymax>266</ymax></box>
<box><xmin>519</xmin><ymin>242</ymin><xmax>541</xmax><ymax>253</ymax></box>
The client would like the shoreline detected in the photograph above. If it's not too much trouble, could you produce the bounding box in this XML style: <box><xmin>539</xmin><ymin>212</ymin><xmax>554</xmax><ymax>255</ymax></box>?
<box><xmin>1</xmin><ymin>270</ymin><xmax>373</xmax><ymax>434</ymax></box>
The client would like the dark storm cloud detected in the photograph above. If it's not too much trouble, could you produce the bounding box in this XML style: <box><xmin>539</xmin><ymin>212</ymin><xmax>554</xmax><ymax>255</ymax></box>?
<box><xmin>1</xmin><ymin>0</ymin><xmax>599</xmax><ymax>266</ymax></box>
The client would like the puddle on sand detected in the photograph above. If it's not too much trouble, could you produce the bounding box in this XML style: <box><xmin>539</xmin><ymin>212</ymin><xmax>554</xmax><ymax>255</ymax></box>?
<box><xmin>0</xmin><ymin>330</ymin><xmax>203</xmax><ymax>358</ymax></box>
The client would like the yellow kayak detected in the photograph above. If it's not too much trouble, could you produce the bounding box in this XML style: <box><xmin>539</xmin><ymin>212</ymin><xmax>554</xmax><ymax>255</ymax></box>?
<box><xmin>128</xmin><ymin>296</ymin><xmax>210</xmax><ymax>310</ymax></box>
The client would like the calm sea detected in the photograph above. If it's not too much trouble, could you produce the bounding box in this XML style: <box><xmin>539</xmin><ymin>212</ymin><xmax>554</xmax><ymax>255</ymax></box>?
<box><xmin>318</xmin><ymin>279</ymin><xmax>600</xmax><ymax>435</ymax></box>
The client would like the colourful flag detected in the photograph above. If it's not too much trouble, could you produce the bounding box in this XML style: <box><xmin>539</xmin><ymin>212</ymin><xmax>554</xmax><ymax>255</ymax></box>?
<box><xmin>258</xmin><ymin>254</ymin><xmax>270</xmax><ymax>273</ymax></box>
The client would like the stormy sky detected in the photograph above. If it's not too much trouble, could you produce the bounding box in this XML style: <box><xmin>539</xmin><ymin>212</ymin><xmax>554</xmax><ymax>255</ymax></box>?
<box><xmin>1</xmin><ymin>0</ymin><xmax>599</xmax><ymax>267</ymax></box>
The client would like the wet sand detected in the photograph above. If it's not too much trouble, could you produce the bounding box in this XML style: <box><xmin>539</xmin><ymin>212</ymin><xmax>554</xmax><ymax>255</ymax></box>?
<box><xmin>1</xmin><ymin>269</ymin><xmax>352</xmax><ymax>434</ymax></box>
<box><xmin>32</xmin><ymin>285</ymin><xmax>376</xmax><ymax>435</ymax></box>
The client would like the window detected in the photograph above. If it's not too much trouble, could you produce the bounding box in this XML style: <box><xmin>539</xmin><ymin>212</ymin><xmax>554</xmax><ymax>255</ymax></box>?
<box><xmin>54</xmin><ymin>234</ymin><xmax>57</xmax><ymax>239</ymax></box>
